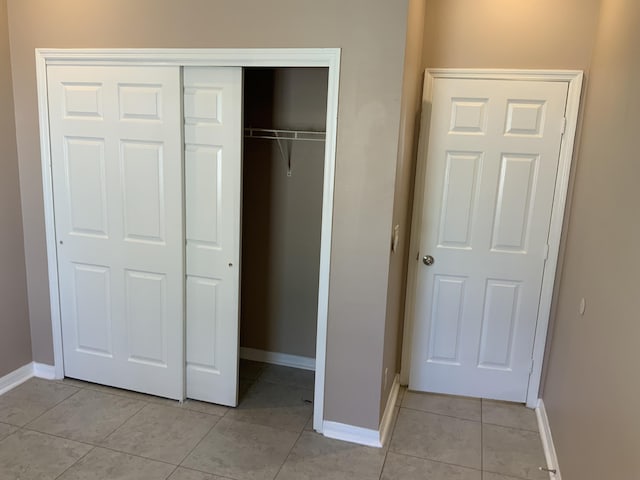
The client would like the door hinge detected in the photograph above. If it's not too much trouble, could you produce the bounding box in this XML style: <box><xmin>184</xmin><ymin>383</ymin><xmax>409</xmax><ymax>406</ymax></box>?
<box><xmin>543</xmin><ymin>244</ymin><xmax>550</xmax><ymax>261</ymax></box>
<box><xmin>560</xmin><ymin>117</ymin><xmax>567</xmax><ymax>135</ymax></box>
<box><xmin>529</xmin><ymin>358</ymin><xmax>535</xmax><ymax>375</ymax></box>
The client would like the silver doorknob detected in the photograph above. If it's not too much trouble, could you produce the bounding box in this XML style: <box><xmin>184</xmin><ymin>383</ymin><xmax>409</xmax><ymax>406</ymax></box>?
<box><xmin>422</xmin><ymin>255</ymin><xmax>435</xmax><ymax>266</ymax></box>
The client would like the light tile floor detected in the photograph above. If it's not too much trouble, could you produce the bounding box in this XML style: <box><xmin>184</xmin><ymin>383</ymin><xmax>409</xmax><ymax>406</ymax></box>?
<box><xmin>0</xmin><ymin>361</ymin><xmax>547</xmax><ymax>480</ymax></box>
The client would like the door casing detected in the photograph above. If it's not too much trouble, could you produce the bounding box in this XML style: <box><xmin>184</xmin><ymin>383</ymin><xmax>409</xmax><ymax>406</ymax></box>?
<box><xmin>401</xmin><ymin>69</ymin><xmax>583</xmax><ymax>408</ymax></box>
<box><xmin>36</xmin><ymin>48</ymin><xmax>341</xmax><ymax>433</ymax></box>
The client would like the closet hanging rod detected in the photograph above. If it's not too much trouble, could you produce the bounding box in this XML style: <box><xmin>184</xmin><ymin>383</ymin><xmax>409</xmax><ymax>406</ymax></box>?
<box><xmin>244</xmin><ymin>127</ymin><xmax>326</xmax><ymax>142</ymax></box>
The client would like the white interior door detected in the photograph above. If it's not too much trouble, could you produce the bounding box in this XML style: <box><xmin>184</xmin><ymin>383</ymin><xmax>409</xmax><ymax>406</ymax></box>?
<box><xmin>48</xmin><ymin>65</ymin><xmax>184</xmax><ymax>399</ymax></box>
<box><xmin>184</xmin><ymin>67</ymin><xmax>242</xmax><ymax>406</ymax></box>
<box><xmin>409</xmin><ymin>77</ymin><xmax>568</xmax><ymax>402</ymax></box>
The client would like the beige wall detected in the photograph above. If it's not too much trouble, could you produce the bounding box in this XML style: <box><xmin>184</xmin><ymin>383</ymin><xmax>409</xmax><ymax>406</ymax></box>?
<box><xmin>6</xmin><ymin>0</ymin><xmax>409</xmax><ymax>429</ymax></box>
<box><xmin>382</xmin><ymin>0</ymin><xmax>426</xmax><ymax>412</ymax></box>
<box><xmin>241</xmin><ymin>68</ymin><xmax>326</xmax><ymax>359</ymax></box>
<box><xmin>542</xmin><ymin>0</ymin><xmax>640</xmax><ymax>477</ymax></box>
<box><xmin>0</xmin><ymin>0</ymin><xmax>31</xmax><ymax>377</ymax></box>
<box><xmin>423</xmin><ymin>0</ymin><xmax>601</xmax><ymax>70</ymax></box>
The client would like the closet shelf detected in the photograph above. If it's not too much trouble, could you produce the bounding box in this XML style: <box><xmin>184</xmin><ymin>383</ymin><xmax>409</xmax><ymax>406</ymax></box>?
<box><xmin>244</xmin><ymin>127</ymin><xmax>326</xmax><ymax>142</ymax></box>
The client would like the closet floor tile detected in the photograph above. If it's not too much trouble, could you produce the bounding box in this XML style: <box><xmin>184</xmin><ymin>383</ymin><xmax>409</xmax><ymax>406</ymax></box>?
<box><xmin>482</xmin><ymin>424</ymin><xmax>547</xmax><ymax>480</ymax></box>
<box><xmin>1</xmin><ymin>377</ymin><xmax>553</xmax><ymax>480</ymax></box>
<box><xmin>26</xmin><ymin>388</ymin><xmax>146</xmax><ymax>444</ymax></box>
<box><xmin>168</xmin><ymin>467</ymin><xmax>229</xmax><ymax>480</ymax></box>
<box><xmin>182</xmin><ymin>399</ymin><xmax>230</xmax><ymax>417</ymax></box>
<box><xmin>225</xmin><ymin>380</ymin><xmax>313</xmax><ymax>432</ymax></box>
<box><xmin>0</xmin><ymin>378</ymin><xmax>79</xmax><ymax>426</ymax></box>
<box><xmin>64</xmin><ymin>380</ymin><xmax>158</xmax><ymax>403</ymax></box>
<box><xmin>0</xmin><ymin>423</ymin><xmax>17</xmax><ymax>442</ymax></box>
<box><xmin>101</xmin><ymin>403</ymin><xmax>221</xmax><ymax>464</ymax></box>
<box><xmin>483</xmin><ymin>473</ymin><xmax>530</xmax><ymax>480</ymax></box>
<box><xmin>275</xmin><ymin>431</ymin><xmax>386</xmax><ymax>480</ymax></box>
<box><xmin>181</xmin><ymin>417</ymin><xmax>299</xmax><ymax>480</ymax></box>
<box><xmin>258</xmin><ymin>364</ymin><xmax>315</xmax><ymax>389</ymax></box>
<box><xmin>401</xmin><ymin>390</ymin><xmax>481</xmax><ymax>422</ymax></box>
<box><xmin>481</xmin><ymin>399</ymin><xmax>539</xmax><ymax>432</ymax></box>
<box><xmin>304</xmin><ymin>415</ymin><xmax>314</xmax><ymax>431</ymax></box>
<box><xmin>380</xmin><ymin>452</ymin><xmax>481</xmax><ymax>480</ymax></box>
<box><xmin>390</xmin><ymin>408</ymin><xmax>482</xmax><ymax>469</ymax></box>
<box><xmin>239</xmin><ymin>359</ymin><xmax>267</xmax><ymax>380</ymax></box>
<box><xmin>0</xmin><ymin>429</ymin><xmax>92</xmax><ymax>480</ymax></box>
<box><xmin>57</xmin><ymin>447</ymin><xmax>175</xmax><ymax>480</ymax></box>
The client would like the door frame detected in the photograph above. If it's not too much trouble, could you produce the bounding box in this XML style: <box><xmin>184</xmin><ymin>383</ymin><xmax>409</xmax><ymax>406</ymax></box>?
<box><xmin>35</xmin><ymin>48</ymin><xmax>341</xmax><ymax>432</ymax></box>
<box><xmin>400</xmin><ymin>69</ymin><xmax>583</xmax><ymax>408</ymax></box>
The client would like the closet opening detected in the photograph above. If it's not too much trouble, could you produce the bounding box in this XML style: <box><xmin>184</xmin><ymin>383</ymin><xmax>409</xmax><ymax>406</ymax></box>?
<box><xmin>238</xmin><ymin>67</ymin><xmax>329</xmax><ymax>426</ymax></box>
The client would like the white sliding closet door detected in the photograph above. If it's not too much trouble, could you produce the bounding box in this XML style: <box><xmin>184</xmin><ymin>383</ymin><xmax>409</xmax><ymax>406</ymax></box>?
<box><xmin>48</xmin><ymin>66</ymin><xmax>184</xmax><ymax>400</ymax></box>
<box><xmin>184</xmin><ymin>67</ymin><xmax>243</xmax><ymax>406</ymax></box>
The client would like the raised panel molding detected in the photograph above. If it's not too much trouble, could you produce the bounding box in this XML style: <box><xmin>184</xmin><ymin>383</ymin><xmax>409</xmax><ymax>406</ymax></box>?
<box><xmin>62</xmin><ymin>82</ymin><xmax>103</xmax><ymax>118</ymax></box>
<box><xmin>437</xmin><ymin>151</ymin><xmax>483</xmax><ymax>249</ymax></box>
<box><xmin>72</xmin><ymin>263</ymin><xmax>112</xmax><ymax>357</ymax></box>
<box><xmin>505</xmin><ymin>100</ymin><xmax>546</xmax><ymax>136</ymax></box>
<box><xmin>449</xmin><ymin>98</ymin><xmax>488</xmax><ymax>134</ymax></box>
<box><xmin>125</xmin><ymin>270</ymin><xmax>167</xmax><ymax>367</ymax></box>
<box><xmin>184</xmin><ymin>87</ymin><xmax>222</xmax><ymax>123</ymax></box>
<box><xmin>477</xmin><ymin>280</ymin><xmax>522</xmax><ymax>369</ymax></box>
<box><xmin>121</xmin><ymin>141</ymin><xmax>165</xmax><ymax>244</ymax></box>
<box><xmin>185</xmin><ymin>145</ymin><xmax>222</xmax><ymax>246</ymax></box>
<box><xmin>65</xmin><ymin>137</ymin><xmax>108</xmax><ymax>238</ymax></box>
<box><xmin>186</xmin><ymin>276</ymin><xmax>220</xmax><ymax>374</ymax></box>
<box><xmin>427</xmin><ymin>275</ymin><xmax>467</xmax><ymax>365</ymax></box>
<box><xmin>118</xmin><ymin>83</ymin><xmax>163</xmax><ymax>120</ymax></box>
<box><xmin>491</xmin><ymin>154</ymin><xmax>539</xmax><ymax>253</ymax></box>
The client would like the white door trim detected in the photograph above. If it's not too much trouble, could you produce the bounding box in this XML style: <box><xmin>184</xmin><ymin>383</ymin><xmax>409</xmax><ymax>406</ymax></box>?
<box><xmin>35</xmin><ymin>47</ymin><xmax>340</xmax><ymax>432</ymax></box>
<box><xmin>400</xmin><ymin>69</ymin><xmax>583</xmax><ymax>408</ymax></box>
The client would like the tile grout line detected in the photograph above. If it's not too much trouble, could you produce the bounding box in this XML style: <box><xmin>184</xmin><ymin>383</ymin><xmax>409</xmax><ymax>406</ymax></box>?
<box><xmin>482</xmin><ymin>420</ymin><xmax>540</xmax><ymax>433</ymax></box>
<box><xmin>385</xmin><ymin>447</ymin><xmax>484</xmax><ymax>473</ymax></box>
<box><xmin>18</xmin><ymin>408</ymin><xmax>195</xmax><ymax>470</ymax></box>
<box><xmin>165</xmin><ymin>464</ymin><xmax>180</xmax><ymax>480</ymax></box>
<box><xmin>174</xmin><ymin>465</ymin><xmax>240</xmax><ymax>480</ymax></box>
<box><xmin>98</xmin><ymin>401</ymin><xmax>159</xmax><ymax>447</ymax></box>
<box><xmin>378</xmin><ymin>453</ymin><xmax>389</xmax><ymax>480</ymax></box>
<box><xmin>482</xmin><ymin>467</ymin><xmax>537</xmax><ymax>480</ymax></box>
<box><xmin>400</xmin><ymin>405</ymin><xmax>482</xmax><ymax>423</ymax></box>
<box><xmin>250</xmin><ymin>377</ymin><xmax>315</xmax><ymax>393</ymax></box>
<box><xmin>60</xmin><ymin>378</ymin><xmax>180</xmax><ymax>408</ymax></box>
<box><xmin>96</xmin><ymin>443</ymin><xmax>189</xmax><ymax>468</ymax></box>
<box><xmin>269</xmin><ymin>420</ymin><xmax>307</xmax><ymax>480</ymax></box>
<box><xmin>59</xmin><ymin>378</ymin><xmax>231</xmax><ymax>419</ymax></box>
<box><xmin>17</xmin><ymin>426</ymin><xmax>181</xmax><ymax>468</ymax></box>
<box><xmin>20</xmin><ymin>385</ymin><xmax>84</xmax><ymax>430</ymax></box>
<box><xmin>52</xmin><ymin>445</ymin><xmax>96</xmax><ymax>480</ymax></box>
<box><xmin>378</xmin><ymin>449</ymin><xmax>391</xmax><ymax>480</ymax></box>
<box><xmin>217</xmin><ymin>411</ymin><xmax>310</xmax><ymax>435</ymax></box>
<box><xmin>172</xmin><ymin>464</ymin><xmax>240</xmax><ymax>480</ymax></box>
<box><xmin>176</xmin><ymin>412</ymin><xmax>224</xmax><ymax>468</ymax></box>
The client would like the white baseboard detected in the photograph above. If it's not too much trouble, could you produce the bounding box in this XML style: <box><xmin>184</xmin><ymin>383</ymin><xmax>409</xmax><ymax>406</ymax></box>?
<box><xmin>322</xmin><ymin>373</ymin><xmax>400</xmax><ymax>448</ymax></box>
<box><xmin>33</xmin><ymin>362</ymin><xmax>57</xmax><ymax>380</ymax></box>
<box><xmin>0</xmin><ymin>363</ymin><xmax>34</xmax><ymax>396</ymax></box>
<box><xmin>536</xmin><ymin>399</ymin><xmax>561</xmax><ymax>479</ymax></box>
<box><xmin>322</xmin><ymin>420</ymin><xmax>382</xmax><ymax>447</ymax></box>
<box><xmin>0</xmin><ymin>362</ymin><xmax>59</xmax><ymax>396</ymax></box>
<box><xmin>240</xmin><ymin>347</ymin><xmax>315</xmax><ymax>371</ymax></box>
<box><xmin>379</xmin><ymin>374</ymin><xmax>400</xmax><ymax>447</ymax></box>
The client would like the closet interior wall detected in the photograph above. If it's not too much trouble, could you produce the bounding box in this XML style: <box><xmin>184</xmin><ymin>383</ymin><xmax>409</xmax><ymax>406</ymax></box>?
<box><xmin>241</xmin><ymin>68</ymin><xmax>328</xmax><ymax>360</ymax></box>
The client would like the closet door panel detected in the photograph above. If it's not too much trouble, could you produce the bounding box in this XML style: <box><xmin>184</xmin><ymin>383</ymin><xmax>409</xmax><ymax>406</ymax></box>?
<box><xmin>184</xmin><ymin>67</ymin><xmax>242</xmax><ymax>407</ymax></box>
<box><xmin>48</xmin><ymin>65</ymin><xmax>183</xmax><ymax>400</ymax></box>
